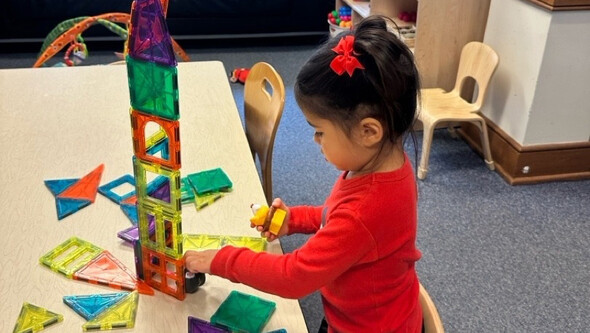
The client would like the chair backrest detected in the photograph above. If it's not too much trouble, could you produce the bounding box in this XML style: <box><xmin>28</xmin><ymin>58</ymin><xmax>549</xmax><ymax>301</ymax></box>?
<box><xmin>419</xmin><ymin>283</ymin><xmax>445</xmax><ymax>333</ymax></box>
<box><xmin>244</xmin><ymin>62</ymin><xmax>285</xmax><ymax>204</ymax></box>
<box><xmin>452</xmin><ymin>41</ymin><xmax>499</xmax><ymax>110</ymax></box>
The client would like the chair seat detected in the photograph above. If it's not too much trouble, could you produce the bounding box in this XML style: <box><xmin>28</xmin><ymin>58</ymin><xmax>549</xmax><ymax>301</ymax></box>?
<box><xmin>420</xmin><ymin>88</ymin><xmax>481</xmax><ymax>122</ymax></box>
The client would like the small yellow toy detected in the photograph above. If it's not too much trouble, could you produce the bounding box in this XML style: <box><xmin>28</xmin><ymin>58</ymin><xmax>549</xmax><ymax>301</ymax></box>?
<box><xmin>250</xmin><ymin>204</ymin><xmax>286</xmax><ymax>236</ymax></box>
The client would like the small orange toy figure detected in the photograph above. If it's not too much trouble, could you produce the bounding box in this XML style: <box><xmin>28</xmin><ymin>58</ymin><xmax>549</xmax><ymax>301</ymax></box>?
<box><xmin>250</xmin><ymin>203</ymin><xmax>286</xmax><ymax>236</ymax></box>
<box><xmin>230</xmin><ymin>68</ymin><xmax>250</xmax><ymax>84</ymax></box>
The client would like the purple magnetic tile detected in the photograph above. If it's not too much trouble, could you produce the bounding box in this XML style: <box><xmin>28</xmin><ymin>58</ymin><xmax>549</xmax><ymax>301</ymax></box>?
<box><xmin>188</xmin><ymin>316</ymin><xmax>229</xmax><ymax>333</ymax></box>
<box><xmin>150</xmin><ymin>180</ymin><xmax>170</xmax><ymax>202</ymax></box>
<box><xmin>117</xmin><ymin>216</ymin><xmax>156</xmax><ymax>244</ymax></box>
<box><xmin>128</xmin><ymin>0</ymin><xmax>176</xmax><ymax>66</ymax></box>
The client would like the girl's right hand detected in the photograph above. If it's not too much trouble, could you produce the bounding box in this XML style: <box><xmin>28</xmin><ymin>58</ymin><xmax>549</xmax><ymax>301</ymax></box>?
<box><xmin>251</xmin><ymin>198</ymin><xmax>290</xmax><ymax>242</ymax></box>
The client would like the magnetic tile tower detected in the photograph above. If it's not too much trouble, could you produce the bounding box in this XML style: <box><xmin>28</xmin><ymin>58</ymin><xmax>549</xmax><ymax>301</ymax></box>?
<box><xmin>125</xmin><ymin>0</ymin><xmax>188</xmax><ymax>300</ymax></box>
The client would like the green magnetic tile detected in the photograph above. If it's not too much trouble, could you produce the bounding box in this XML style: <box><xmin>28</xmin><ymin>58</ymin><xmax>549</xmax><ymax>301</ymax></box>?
<box><xmin>186</xmin><ymin>168</ymin><xmax>232</xmax><ymax>195</ymax></box>
<box><xmin>181</xmin><ymin>177</ymin><xmax>195</xmax><ymax>203</ymax></box>
<box><xmin>211</xmin><ymin>290</ymin><xmax>275</xmax><ymax>333</ymax></box>
<box><xmin>126</xmin><ymin>55</ymin><xmax>179</xmax><ymax>120</ymax></box>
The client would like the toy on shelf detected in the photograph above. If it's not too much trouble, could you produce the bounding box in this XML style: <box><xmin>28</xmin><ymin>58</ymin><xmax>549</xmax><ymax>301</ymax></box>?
<box><xmin>327</xmin><ymin>6</ymin><xmax>353</xmax><ymax>37</ymax></box>
<box><xmin>12</xmin><ymin>302</ymin><xmax>63</xmax><ymax>333</ymax></box>
<box><xmin>398</xmin><ymin>11</ymin><xmax>417</xmax><ymax>23</ymax></box>
<box><xmin>328</xmin><ymin>6</ymin><xmax>352</xmax><ymax>29</ymax></box>
<box><xmin>399</xmin><ymin>26</ymin><xmax>416</xmax><ymax>48</ymax></box>
<box><xmin>250</xmin><ymin>204</ymin><xmax>286</xmax><ymax>236</ymax></box>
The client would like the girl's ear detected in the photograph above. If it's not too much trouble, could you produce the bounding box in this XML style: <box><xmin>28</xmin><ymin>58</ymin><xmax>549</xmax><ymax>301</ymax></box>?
<box><xmin>358</xmin><ymin>117</ymin><xmax>384</xmax><ymax>147</ymax></box>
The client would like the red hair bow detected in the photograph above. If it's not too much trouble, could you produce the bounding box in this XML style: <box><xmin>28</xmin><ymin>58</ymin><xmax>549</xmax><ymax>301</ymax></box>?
<box><xmin>330</xmin><ymin>35</ymin><xmax>364</xmax><ymax>77</ymax></box>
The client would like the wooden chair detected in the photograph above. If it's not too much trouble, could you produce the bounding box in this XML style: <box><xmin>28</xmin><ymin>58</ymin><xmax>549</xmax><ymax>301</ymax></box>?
<box><xmin>244</xmin><ymin>62</ymin><xmax>285</xmax><ymax>204</ymax></box>
<box><xmin>417</xmin><ymin>41</ymin><xmax>499</xmax><ymax>180</ymax></box>
<box><xmin>420</xmin><ymin>283</ymin><xmax>445</xmax><ymax>333</ymax></box>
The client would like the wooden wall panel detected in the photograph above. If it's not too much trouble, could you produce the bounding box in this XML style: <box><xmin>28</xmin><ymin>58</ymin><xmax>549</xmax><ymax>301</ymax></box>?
<box><xmin>414</xmin><ymin>0</ymin><xmax>491</xmax><ymax>90</ymax></box>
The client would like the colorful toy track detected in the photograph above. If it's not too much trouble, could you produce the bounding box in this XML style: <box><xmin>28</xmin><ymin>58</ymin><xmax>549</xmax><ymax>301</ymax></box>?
<box><xmin>33</xmin><ymin>0</ymin><xmax>190</xmax><ymax>68</ymax></box>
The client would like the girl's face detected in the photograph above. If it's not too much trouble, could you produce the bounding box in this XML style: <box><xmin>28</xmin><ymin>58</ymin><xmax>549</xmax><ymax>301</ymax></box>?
<box><xmin>302</xmin><ymin>109</ymin><xmax>374</xmax><ymax>173</ymax></box>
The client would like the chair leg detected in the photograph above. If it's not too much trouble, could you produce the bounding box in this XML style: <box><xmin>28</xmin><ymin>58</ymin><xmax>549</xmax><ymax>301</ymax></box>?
<box><xmin>447</xmin><ymin>122</ymin><xmax>458</xmax><ymax>139</ymax></box>
<box><xmin>477</xmin><ymin>119</ymin><xmax>495</xmax><ymax>170</ymax></box>
<box><xmin>418</xmin><ymin>121</ymin><xmax>436</xmax><ymax>180</ymax></box>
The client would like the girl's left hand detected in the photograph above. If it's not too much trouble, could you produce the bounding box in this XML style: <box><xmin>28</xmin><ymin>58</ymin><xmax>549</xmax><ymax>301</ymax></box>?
<box><xmin>184</xmin><ymin>249</ymin><xmax>218</xmax><ymax>274</ymax></box>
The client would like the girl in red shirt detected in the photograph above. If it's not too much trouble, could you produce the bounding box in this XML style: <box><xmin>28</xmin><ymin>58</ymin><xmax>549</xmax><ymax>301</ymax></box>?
<box><xmin>185</xmin><ymin>15</ymin><xmax>422</xmax><ymax>332</ymax></box>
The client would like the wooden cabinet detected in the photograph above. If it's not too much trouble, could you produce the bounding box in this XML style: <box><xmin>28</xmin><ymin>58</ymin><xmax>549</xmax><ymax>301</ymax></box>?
<box><xmin>333</xmin><ymin>0</ymin><xmax>491</xmax><ymax>91</ymax></box>
<box><xmin>414</xmin><ymin>0</ymin><xmax>491</xmax><ymax>90</ymax></box>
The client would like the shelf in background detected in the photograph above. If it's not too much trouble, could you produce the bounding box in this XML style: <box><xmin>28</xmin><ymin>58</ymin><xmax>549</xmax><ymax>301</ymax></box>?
<box><xmin>341</xmin><ymin>0</ymin><xmax>415</xmax><ymax>28</ymax></box>
<box><xmin>342</xmin><ymin>0</ymin><xmax>371</xmax><ymax>17</ymax></box>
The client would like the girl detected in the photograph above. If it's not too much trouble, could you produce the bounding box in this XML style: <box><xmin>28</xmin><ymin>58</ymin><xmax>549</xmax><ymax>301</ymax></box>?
<box><xmin>185</xmin><ymin>15</ymin><xmax>422</xmax><ymax>332</ymax></box>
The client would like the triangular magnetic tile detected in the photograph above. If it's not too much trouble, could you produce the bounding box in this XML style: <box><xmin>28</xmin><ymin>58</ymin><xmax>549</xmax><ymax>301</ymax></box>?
<box><xmin>136</xmin><ymin>279</ymin><xmax>155</xmax><ymax>296</ymax></box>
<box><xmin>188</xmin><ymin>316</ymin><xmax>229</xmax><ymax>333</ymax></box>
<box><xmin>44</xmin><ymin>178</ymin><xmax>79</xmax><ymax>196</ymax></box>
<box><xmin>82</xmin><ymin>291</ymin><xmax>139</xmax><ymax>331</ymax></box>
<box><xmin>73</xmin><ymin>250</ymin><xmax>137</xmax><ymax>291</ymax></box>
<box><xmin>55</xmin><ymin>197</ymin><xmax>91</xmax><ymax>220</ymax></box>
<box><xmin>63</xmin><ymin>292</ymin><xmax>129</xmax><ymax>320</ymax></box>
<box><xmin>58</xmin><ymin>164</ymin><xmax>104</xmax><ymax>202</ymax></box>
<box><xmin>12</xmin><ymin>302</ymin><xmax>63</xmax><ymax>333</ymax></box>
<box><xmin>128</xmin><ymin>0</ymin><xmax>176</xmax><ymax>66</ymax></box>
<box><xmin>121</xmin><ymin>195</ymin><xmax>137</xmax><ymax>205</ymax></box>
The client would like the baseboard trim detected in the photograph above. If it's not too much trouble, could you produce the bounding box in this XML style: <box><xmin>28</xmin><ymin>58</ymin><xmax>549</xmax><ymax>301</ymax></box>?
<box><xmin>457</xmin><ymin>116</ymin><xmax>590</xmax><ymax>185</ymax></box>
<box><xmin>526</xmin><ymin>0</ymin><xmax>590</xmax><ymax>11</ymax></box>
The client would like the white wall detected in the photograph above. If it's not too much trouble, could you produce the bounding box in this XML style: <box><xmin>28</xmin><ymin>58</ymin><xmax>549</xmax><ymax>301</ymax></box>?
<box><xmin>482</xmin><ymin>0</ymin><xmax>590</xmax><ymax>145</ymax></box>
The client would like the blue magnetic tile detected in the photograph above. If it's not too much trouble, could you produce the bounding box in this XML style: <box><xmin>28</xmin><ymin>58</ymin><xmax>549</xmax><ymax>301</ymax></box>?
<box><xmin>45</xmin><ymin>178</ymin><xmax>79</xmax><ymax>196</ymax></box>
<box><xmin>56</xmin><ymin>197</ymin><xmax>91</xmax><ymax>220</ymax></box>
<box><xmin>63</xmin><ymin>292</ymin><xmax>129</xmax><ymax>320</ymax></box>
<box><xmin>98</xmin><ymin>174</ymin><xmax>136</xmax><ymax>204</ymax></box>
<box><xmin>121</xmin><ymin>203</ymin><xmax>138</xmax><ymax>225</ymax></box>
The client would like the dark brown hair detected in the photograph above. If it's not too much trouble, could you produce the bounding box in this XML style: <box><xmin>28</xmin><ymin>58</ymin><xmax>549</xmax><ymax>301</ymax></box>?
<box><xmin>295</xmin><ymin>15</ymin><xmax>420</xmax><ymax>145</ymax></box>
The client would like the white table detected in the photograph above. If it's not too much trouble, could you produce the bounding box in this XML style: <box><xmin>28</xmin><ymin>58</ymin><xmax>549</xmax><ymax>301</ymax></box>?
<box><xmin>0</xmin><ymin>61</ymin><xmax>307</xmax><ymax>332</ymax></box>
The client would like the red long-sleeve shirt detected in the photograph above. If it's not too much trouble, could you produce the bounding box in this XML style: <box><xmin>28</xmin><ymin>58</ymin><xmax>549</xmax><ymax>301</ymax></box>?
<box><xmin>211</xmin><ymin>156</ymin><xmax>422</xmax><ymax>332</ymax></box>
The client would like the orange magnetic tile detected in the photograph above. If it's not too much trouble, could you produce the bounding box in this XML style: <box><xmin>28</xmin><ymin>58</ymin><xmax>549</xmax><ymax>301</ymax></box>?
<box><xmin>73</xmin><ymin>250</ymin><xmax>138</xmax><ymax>292</ymax></box>
<box><xmin>121</xmin><ymin>195</ymin><xmax>138</xmax><ymax>205</ymax></box>
<box><xmin>130</xmin><ymin>110</ymin><xmax>181</xmax><ymax>170</ymax></box>
<box><xmin>58</xmin><ymin>164</ymin><xmax>105</xmax><ymax>203</ymax></box>
<box><xmin>141</xmin><ymin>246</ymin><xmax>185</xmax><ymax>300</ymax></box>
<box><xmin>136</xmin><ymin>279</ymin><xmax>155</xmax><ymax>296</ymax></box>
